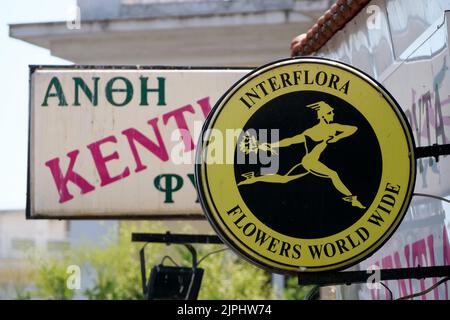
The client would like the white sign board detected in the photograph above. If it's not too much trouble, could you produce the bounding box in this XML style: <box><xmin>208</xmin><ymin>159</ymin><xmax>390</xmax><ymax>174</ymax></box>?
<box><xmin>27</xmin><ymin>66</ymin><xmax>251</xmax><ymax>219</ymax></box>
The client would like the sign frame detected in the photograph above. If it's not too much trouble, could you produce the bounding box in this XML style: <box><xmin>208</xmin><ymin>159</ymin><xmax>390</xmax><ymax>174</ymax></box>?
<box><xmin>26</xmin><ymin>65</ymin><xmax>253</xmax><ymax>220</ymax></box>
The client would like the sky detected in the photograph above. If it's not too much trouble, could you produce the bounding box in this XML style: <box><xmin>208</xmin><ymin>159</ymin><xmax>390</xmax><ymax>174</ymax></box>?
<box><xmin>0</xmin><ymin>0</ymin><xmax>75</xmax><ymax>209</ymax></box>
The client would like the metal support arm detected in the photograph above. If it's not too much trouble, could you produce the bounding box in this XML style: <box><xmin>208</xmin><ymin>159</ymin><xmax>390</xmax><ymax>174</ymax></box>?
<box><xmin>298</xmin><ymin>266</ymin><xmax>450</xmax><ymax>286</ymax></box>
<box><xmin>415</xmin><ymin>143</ymin><xmax>450</xmax><ymax>161</ymax></box>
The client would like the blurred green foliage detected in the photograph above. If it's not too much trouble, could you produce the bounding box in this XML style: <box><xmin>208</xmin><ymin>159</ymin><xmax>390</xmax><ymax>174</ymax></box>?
<box><xmin>284</xmin><ymin>276</ymin><xmax>314</xmax><ymax>300</ymax></box>
<box><xmin>34</xmin><ymin>259</ymin><xmax>75</xmax><ymax>300</ymax></box>
<box><xmin>17</xmin><ymin>222</ymin><xmax>310</xmax><ymax>300</ymax></box>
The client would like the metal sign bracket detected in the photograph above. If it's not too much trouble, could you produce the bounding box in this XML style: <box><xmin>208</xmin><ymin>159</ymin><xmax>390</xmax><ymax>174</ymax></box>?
<box><xmin>132</xmin><ymin>231</ymin><xmax>222</xmax><ymax>299</ymax></box>
<box><xmin>297</xmin><ymin>266</ymin><xmax>450</xmax><ymax>286</ymax></box>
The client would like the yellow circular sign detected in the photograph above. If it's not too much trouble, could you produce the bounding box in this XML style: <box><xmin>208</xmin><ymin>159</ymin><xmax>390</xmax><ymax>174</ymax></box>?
<box><xmin>196</xmin><ymin>57</ymin><xmax>415</xmax><ymax>273</ymax></box>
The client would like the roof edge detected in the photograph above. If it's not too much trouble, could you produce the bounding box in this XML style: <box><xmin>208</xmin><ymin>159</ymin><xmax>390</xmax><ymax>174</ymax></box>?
<box><xmin>10</xmin><ymin>9</ymin><xmax>310</xmax><ymax>41</ymax></box>
<box><xmin>291</xmin><ymin>0</ymin><xmax>371</xmax><ymax>56</ymax></box>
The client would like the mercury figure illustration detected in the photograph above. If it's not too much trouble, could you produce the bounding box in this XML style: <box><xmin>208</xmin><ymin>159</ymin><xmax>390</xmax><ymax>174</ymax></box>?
<box><xmin>238</xmin><ymin>101</ymin><xmax>366</xmax><ymax>209</ymax></box>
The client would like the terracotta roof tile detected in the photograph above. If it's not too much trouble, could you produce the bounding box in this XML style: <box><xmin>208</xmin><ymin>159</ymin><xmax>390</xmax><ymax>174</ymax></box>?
<box><xmin>291</xmin><ymin>0</ymin><xmax>370</xmax><ymax>56</ymax></box>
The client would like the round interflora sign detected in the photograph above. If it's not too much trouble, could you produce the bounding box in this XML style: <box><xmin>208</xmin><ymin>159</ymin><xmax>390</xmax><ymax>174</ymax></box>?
<box><xmin>196</xmin><ymin>57</ymin><xmax>416</xmax><ymax>273</ymax></box>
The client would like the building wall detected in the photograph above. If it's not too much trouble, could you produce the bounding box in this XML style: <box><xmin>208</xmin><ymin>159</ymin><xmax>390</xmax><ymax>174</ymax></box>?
<box><xmin>0</xmin><ymin>210</ymin><xmax>68</xmax><ymax>298</ymax></box>
<box><xmin>316</xmin><ymin>0</ymin><xmax>450</xmax><ymax>300</ymax></box>
<box><xmin>0</xmin><ymin>210</ymin><xmax>67</xmax><ymax>260</ymax></box>
<box><xmin>10</xmin><ymin>0</ymin><xmax>328</xmax><ymax>65</ymax></box>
